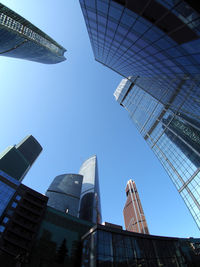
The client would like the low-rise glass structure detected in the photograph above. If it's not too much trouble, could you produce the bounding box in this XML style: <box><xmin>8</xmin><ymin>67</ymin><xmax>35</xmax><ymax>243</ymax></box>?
<box><xmin>81</xmin><ymin>224</ymin><xmax>200</xmax><ymax>267</ymax></box>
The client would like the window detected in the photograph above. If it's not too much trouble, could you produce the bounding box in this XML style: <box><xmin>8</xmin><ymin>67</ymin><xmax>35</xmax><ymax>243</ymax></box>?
<box><xmin>11</xmin><ymin>202</ymin><xmax>18</xmax><ymax>208</ymax></box>
<box><xmin>3</xmin><ymin>217</ymin><xmax>9</xmax><ymax>224</ymax></box>
<box><xmin>15</xmin><ymin>195</ymin><xmax>21</xmax><ymax>201</ymax></box>
<box><xmin>0</xmin><ymin>225</ymin><xmax>5</xmax><ymax>232</ymax></box>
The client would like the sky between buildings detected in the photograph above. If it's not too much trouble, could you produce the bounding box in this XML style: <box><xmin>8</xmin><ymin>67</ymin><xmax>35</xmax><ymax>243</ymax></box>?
<box><xmin>0</xmin><ymin>0</ymin><xmax>199</xmax><ymax>237</ymax></box>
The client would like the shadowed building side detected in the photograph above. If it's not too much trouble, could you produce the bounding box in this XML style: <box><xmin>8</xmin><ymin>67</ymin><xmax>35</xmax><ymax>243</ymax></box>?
<box><xmin>0</xmin><ymin>135</ymin><xmax>42</xmax><ymax>181</ymax></box>
<box><xmin>123</xmin><ymin>180</ymin><xmax>149</xmax><ymax>234</ymax></box>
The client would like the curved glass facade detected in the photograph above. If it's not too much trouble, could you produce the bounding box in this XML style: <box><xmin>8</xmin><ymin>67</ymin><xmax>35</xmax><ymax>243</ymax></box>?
<box><xmin>79</xmin><ymin>155</ymin><xmax>102</xmax><ymax>224</ymax></box>
<box><xmin>0</xmin><ymin>4</ymin><xmax>66</xmax><ymax>64</ymax></box>
<box><xmin>81</xmin><ymin>224</ymin><xmax>200</xmax><ymax>267</ymax></box>
<box><xmin>46</xmin><ymin>174</ymin><xmax>83</xmax><ymax>217</ymax></box>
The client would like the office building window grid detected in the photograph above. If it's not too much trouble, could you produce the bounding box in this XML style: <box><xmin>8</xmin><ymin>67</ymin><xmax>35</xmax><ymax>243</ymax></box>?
<box><xmin>80</xmin><ymin>0</ymin><xmax>200</xmax><ymax>79</ymax></box>
<box><xmin>80</xmin><ymin>0</ymin><xmax>200</xmax><ymax>124</ymax></box>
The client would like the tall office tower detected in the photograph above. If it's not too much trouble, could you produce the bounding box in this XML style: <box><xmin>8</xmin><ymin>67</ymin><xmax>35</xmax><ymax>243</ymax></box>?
<box><xmin>123</xmin><ymin>180</ymin><xmax>149</xmax><ymax>234</ymax></box>
<box><xmin>0</xmin><ymin>3</ymin><xmax>66</xmax><ymax>64</ymax></box>
<box><xmin>80</xmin><ymin>1</ymin><xmax>200</xmax><ymax>228</ymax></box>
<box><xmin>46</xmin><ymin>174</ymin><xmax>83</xmax><ymax>217</ymax></box>
<box><xmin>79</xmin><ymin>155</ymin><xmax>102</xmax><ymax>224</ymax></box>
<box><xmin>115</xmin><ymin>78</ymin><xmax>200</xmax><ymax>229</ymax></box>
<box><xmin>0</xmin><ymin>135</ymin><xmax>42</xmax><ymax>181</ymax></box>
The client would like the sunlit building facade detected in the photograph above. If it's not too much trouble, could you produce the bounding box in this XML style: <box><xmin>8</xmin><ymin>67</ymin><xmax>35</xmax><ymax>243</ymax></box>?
<box><xmin>0</xmin><ymin>3</ymin><xmax>66</xmax><ymax>64</ymax></box>
<box><xmin>80</xmin><ymin>0</ymin><xmax>200</xmax><ymax>229</ymax></box>
<box><xmin>115</xmin><ymin>78</ymin><xmax>200</xmax><ymax>229</ymax></box>
<box><xmin>123</xmin><ymin>180</ymin><xmax>149</xmax><ymax>234</ymax></box>
<box><xmin>79</xmin><ymin>155</ymin><xmax>102</xmax><ymax>224</ymax></box>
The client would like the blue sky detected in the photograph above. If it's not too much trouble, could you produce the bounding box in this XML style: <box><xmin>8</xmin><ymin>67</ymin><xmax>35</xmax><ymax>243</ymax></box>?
<box><xmin>0</xmin><ymin>0</ymin><xmax>199</xmax><ymax>237</ymax></box>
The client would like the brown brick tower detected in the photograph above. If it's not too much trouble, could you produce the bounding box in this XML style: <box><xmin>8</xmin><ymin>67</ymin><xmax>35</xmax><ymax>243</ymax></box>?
<box><xmin>123</xmin><ymin>180</ymin><xmax>149</xmax><ymax>234</ymax></box>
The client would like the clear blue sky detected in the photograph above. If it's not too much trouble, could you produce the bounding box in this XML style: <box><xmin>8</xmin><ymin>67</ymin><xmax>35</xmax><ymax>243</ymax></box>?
<box><xmin>0</xmin><ymin>0</ymin><xmax>199</xmax><ymax>238</ymax></box>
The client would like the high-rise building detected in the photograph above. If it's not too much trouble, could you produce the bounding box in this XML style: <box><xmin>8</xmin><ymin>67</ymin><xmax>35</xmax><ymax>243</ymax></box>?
<box><xmin>79</xmin><ymin>1</ymin><xmax>200</xmax><ymax>229</ymax></box>
<box><xmin>79</xmin><ymin>155</ymin><xmax>102</xmax><ymax>224</ymax></box>
<box><xmin>46</xmin><ymin>174</ymin><xmax>83</xmax><ymax>217</ymax></box>
<box><xmin>123</xmin><ymin>180</ymin><xmax>149</xmax><ymax>234</ymax></box>
<box><xmin>115</xmin><ymin>78</ymin><xmax>200</xmax><ymax>229</ymax></box>
<box><xmin>0</xmin><ymin>135</ymin><xmax>42</xmax><ymax>181</ymax></box>
<box><xmin>0</xmin><ymin>3</ymin><xmax>66</xmax><ymax>64</ymax></box>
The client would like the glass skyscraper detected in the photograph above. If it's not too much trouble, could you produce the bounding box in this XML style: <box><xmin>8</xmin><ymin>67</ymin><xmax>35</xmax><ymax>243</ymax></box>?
<box><xmin>46</xmin><ymin>174</ymin><xmax>83</xmax><ymax>217</ymax></box>
<box><xmin>0</xmin><ymin>3</ymin><xmax>66</xmax><ymax>64</ymax></box>
<box><xmin>0</xmin><ymin>135</ymin><xmax>42</xmax><ymax>181</ymax></box>
<box><xmin>79</xmin><ymin>1</ymin><xmax>200</xmax><ymax>229</ymax></box>
<box><xmin>79</xmin><ymin>155</ymin><xmax>102</xmax><ymax>224</ymax></box>
<box><xmin>115</xmin><ymin>78</ymin><xmax>200</xmax><ymax>229</ymax></box>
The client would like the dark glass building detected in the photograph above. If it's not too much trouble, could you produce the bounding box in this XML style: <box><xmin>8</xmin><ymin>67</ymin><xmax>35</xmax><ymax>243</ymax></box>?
<box><xmin>29</xmin><ymin>206</ymin><xmax>93</xmax><ymax>267</ymax></box>
<box><xmin>0</xmin><ymin>135</ymin><xmax>42</xmax><ymax>181</ymax></box>
<box><xmin>0</xmin><ymin>176</ymin><xmax>48</xmax><ymax>262</ymax></box>
<box><xmin>80</xmin><ymin>0</ymin><xmax>200</xmax><ymax>229</ymax></box>
<box><xmin>123</xmin><ymin>180</ymin><xmax>149</xmax><ymax>234</ymax></box>
<box><xmin>79</xmin><ymin>155</ymin><xmax>102</xmax><ymax>224</ymax></box>
<box><xmin>0</xmin><ymin>3</ymin><xmax>66</xmax><ymax>64</ymax></box>
<box><xmin>46</xmin><ymin>174</ymin><xmax>83</xmax><ymax>217</ymax></box>
<box><xmin>81</xmin><ymin>224</ymin><xmax>200</xmax><ymax>267</ymax></box>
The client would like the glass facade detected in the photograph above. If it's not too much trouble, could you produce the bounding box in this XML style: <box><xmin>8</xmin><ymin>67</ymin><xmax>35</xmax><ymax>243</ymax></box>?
<box><xmin>46</xmin><ymin>174</ymin><xmax>83</xmax><ymax>217</ymax></box>
<box><xmin>79</xmin><ymin>0</ymin><xmax>200</xmax><ymax>229</ymax></box>
<box><xmin>0</xmin><ymin>3</ymin><xmax>66</xmax><ymax>64</ymax></box>
<box><xmin>28</xmin><ymin>206</ymin><xmax>93</xmax><ymax>267</ymax></box>
<box><xmin>79</xmin><ymin>155</ymin><xmax>102</xmax><ymax>224</ymax></box>
<box><xmin>0</xmin><ymin>170</ymin><xmax>19</xmax><ymax>218</ymax></box>
<box><xmin>81</xmin><ymin>225</ymin><xmax>200</xmax><ymax>267</ymax></box>
<box><xmin>115</xmin><ymin>78</ymin><xmax>200</xmax><ymax>229</ymax></box>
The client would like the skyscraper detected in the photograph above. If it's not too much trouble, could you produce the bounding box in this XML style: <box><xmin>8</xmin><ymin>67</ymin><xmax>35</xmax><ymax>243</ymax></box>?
<box><xmin>46</xmin><ymin>174</ymin><xmax>83</xmax><ymax>217</ymax></box>
<box><xmin>115</xmin><ymin>78</ymin><xmax>200</xmax><ymax>229</ymax></box>
<box><xmin>0</xmin><ymin>3</ymin><xmax>66</xmax><ymax>64</ymax></box>
<box><xmin>123</xmin><ymin>180</ymin><xmax>149</xmax><ymax>234</ymax></box>
<box><xmin>80</xmin><ymin>1</ymin><xmax>200</xmax><ymax>229</ymax></box>
<box><xmin>79</xmin><ymin>155</ymin><xmax>102</xmax><ymax>224</ymax></box>
<box><xmin>0</xmin><ymin>135</ymin><xmax>42</xmax><ymax>181</ymax></box>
